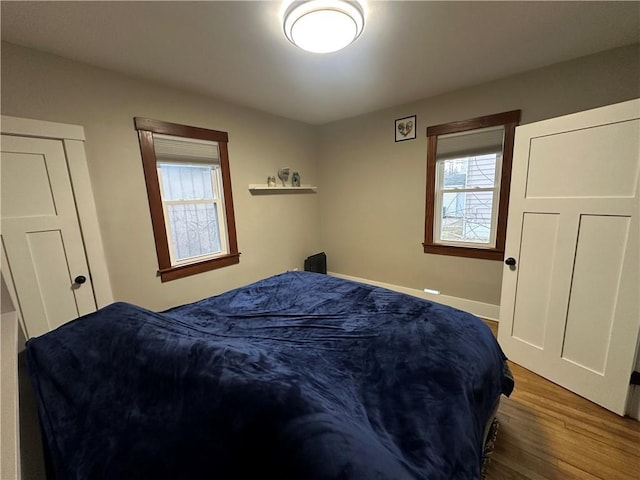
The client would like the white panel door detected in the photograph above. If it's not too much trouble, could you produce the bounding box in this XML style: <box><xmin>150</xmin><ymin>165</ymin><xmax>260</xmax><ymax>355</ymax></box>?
<box><xmin>498</xmin><ymin>99</ymin><xmax>640</xmax><ymax>415</ymax></box>
<box><xmin>1</xmin><ymin>134</ymin><xmax>97</xmax><ymax>338</ymax></box>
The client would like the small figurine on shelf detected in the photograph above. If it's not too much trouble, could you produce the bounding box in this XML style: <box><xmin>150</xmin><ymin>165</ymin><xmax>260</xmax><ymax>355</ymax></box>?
<box><xmin>292</xmin><ymin>171</ymin><xmax>300</xmax><ymax>187</ymax></box>
<box><xmin>277</xmin><ymin>167</ymin><xmax>290</xmax><ymax>187</ymax></box>
<box><xmin>267</xmin><ymin>176</ymin><xmax>276</xmax><ymax>187</ymax></box>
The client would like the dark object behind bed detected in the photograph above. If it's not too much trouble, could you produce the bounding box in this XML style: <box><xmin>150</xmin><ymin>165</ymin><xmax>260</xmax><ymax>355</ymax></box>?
<box><xmin>304</xmin><ymin>251</ymin><xmax>327</xmax><ymax>274</ymax></box>
<box><xmin>26</xmin><ymin>271</ymin><xmax>512</xmax><ymax>480</ymax></box>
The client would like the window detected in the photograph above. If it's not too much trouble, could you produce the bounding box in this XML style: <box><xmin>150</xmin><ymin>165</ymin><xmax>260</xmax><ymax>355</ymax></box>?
<box><xmin>135</xmin><ymin>118</ymin><xmax>239</xmax><ymax>281</ymax></box>
<box><xmin>424</xmin><ymin>110</ymin><xmax>520</xmax><ymax>260</ymax></box>
<box><xmin>436</xmin><ymin>149</ymin><xmax>501</xmax><ymax>246</ymax></box>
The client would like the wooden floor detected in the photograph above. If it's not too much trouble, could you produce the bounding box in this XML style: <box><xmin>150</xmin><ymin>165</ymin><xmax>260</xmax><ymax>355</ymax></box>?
<box><xmin>484</xmin><ymin>321</ymin><xmax>640</xmax><ymax>479</ymax></box>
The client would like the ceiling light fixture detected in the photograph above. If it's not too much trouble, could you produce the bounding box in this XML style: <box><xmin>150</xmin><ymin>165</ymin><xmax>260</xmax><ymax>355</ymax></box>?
<box><xmin>283</xmin><ymin>0</ymin><xmax>365</xmax><ymax>54</ymax></box>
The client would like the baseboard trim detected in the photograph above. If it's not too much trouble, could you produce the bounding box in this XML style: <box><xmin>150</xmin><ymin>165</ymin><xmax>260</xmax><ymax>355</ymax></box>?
<box><xmin>327</xmin><ymin>272</ymin><xmax>500</xmax><ymax>321</ymax></box>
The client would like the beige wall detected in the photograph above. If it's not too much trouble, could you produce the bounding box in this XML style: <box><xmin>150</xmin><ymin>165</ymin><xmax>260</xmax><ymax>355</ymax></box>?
<box><xmin>318</xmin><ymin>44</ymin><xmax>640</xmax><ymax>305</ymax></box>
<box><xmin>1</xmin><ymin>42</ymin><xmax>321</xmax><ymax>311</ymax></box>
<box><xmin>3</xmin><ymin>42</ymin><xmax>639</xmax><ymax>309</ymax></box>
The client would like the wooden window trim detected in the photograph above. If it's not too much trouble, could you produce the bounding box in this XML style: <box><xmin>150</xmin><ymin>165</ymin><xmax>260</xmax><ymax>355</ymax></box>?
<box><xmin>135</xmin><ymin>117</ymin><xmax>240</xmax><ymax>282</ymax></box>
<box><xmin>423</xmin><ymin>110</ymin><xmax>521</xmax><ymax>260</ymax></box>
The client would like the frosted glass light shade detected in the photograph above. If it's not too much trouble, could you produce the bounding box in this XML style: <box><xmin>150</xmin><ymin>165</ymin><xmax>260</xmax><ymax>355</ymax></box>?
<box><xmin>284</xmin><ymin>0</ymin><xmax>365</xmax><ymax>53</ymax></box>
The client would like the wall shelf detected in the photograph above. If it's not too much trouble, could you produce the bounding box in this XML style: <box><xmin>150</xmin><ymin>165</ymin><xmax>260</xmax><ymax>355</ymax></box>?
<box><xmin>248</xmin><ymin>184</ymin><xmax>317</xmax><ymax>194</ymax></box>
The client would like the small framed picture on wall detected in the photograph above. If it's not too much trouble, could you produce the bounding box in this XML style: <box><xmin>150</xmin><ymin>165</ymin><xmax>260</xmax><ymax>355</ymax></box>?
<box><xmin>395</xmin><ymin>115</ymin><xmax>417</xmax><ymax>142</ymax></box>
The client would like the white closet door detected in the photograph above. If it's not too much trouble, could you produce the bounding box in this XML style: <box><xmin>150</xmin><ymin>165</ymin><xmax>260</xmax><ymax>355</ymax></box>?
<box><xmin>1</xmin><ymin>134</ymin><xmax>97</xmax><ymax>338</ymax></box>
<box><xmin>498</xmin><ymin>99</ymin><xmax>640</xmax><ymax>415</ymax></box>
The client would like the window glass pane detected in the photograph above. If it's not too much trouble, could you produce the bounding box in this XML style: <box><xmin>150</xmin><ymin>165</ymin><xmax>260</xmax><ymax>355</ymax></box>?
<box><xmin>167</xmin><ymin>203</ymin><xmax>221</xmax><ymax>261</ymax></box>
<box><xmin>442</xmin><ymin>154</ymin><xmax>497</xmax><ymax>189</ymax></box>
<box><xmin>439</xmin><ymin>191</ymin><xmax>494</xmax><ymax>244</ymax></box>
<box><xmin>442</xmin><ymin>158</ymin><xmax>467</xmax><ymax>187</ymax></box>
<box><xmin>159</xmin><ymin>164</ymin><xmax>214</xmax><ymax>201</ymax></box>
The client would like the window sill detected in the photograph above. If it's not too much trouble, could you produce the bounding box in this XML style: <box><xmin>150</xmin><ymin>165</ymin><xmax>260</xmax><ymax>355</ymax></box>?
<box><xmin>158</xmin><ymin>253</ymin><xmax>240</xmax><ymax>282</ymax></box>
<box><xmin>422</xmin><ymin>243</ymin><xmax>504</xmax><ymax>261</ymax></box>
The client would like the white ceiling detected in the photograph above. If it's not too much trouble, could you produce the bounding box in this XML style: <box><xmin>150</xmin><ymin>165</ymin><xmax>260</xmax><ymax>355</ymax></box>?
<box><xmin>1</xmin><ymin>1</ymin><xmax>639</xmax><ymax>125</ymax></box>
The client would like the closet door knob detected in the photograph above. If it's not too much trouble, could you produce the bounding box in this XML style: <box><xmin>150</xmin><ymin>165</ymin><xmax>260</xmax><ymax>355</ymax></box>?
<box><xmin>504</xmin><ymin>257</ymin><xmax>516</xmax><ymax>267</ymax></box>
<box><xmin>74</xmin><ymin>275</ymin><xmax>87</xmax><ymax>285</ymax></box>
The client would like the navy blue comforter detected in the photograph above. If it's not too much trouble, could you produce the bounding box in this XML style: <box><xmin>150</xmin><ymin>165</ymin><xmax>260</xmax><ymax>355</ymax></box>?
<box><xmin>27</xmin><ymin>271</ymin><xmax>512</xmax><ymax>480</ymax></box>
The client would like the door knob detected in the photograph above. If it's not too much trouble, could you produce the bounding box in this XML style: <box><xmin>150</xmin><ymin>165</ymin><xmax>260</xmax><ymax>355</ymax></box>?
<box><xmin>74</xmin><ymin>275</ymin><xmax>87</xmax><ymax>284</ymax></box>
<box><xmin>504</xmin><ymin>257</ymin><xmax>517</xmax><ymax>267</ymax></box>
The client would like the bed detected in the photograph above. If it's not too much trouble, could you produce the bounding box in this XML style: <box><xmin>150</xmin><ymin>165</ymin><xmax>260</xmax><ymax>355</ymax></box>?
<box><xmin>26</xmin><ymin>271</ymin><xmax>513</xmax><ymax>479</ymax></box>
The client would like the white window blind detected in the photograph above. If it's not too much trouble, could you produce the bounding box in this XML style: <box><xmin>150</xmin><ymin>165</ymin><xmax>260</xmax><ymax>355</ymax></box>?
<box><xmin>153</xmin><ymin>134</ymin><xmax>220</xmax><ymax>164</ymax></box>
<box><xmin>436</xmin><ymin>126</ymin><xmax>504</xmax><ymax>161</ymax></box>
